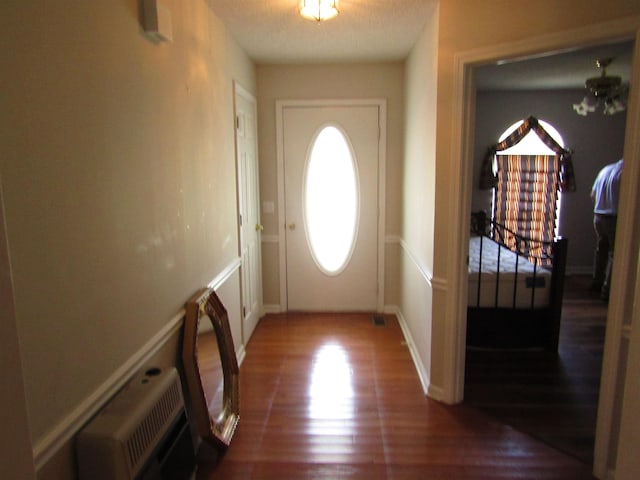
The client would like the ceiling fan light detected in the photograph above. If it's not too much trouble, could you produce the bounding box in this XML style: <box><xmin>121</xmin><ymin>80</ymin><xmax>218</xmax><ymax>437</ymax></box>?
<box><xmin>604</xmin><ymin>98</ymin><xmax>626</xmax><ymax>115</ymax></box>
<box><xmin>603</xmin><ymin>101</ymin><xmax>616</xmax><ymax>115</ymax></box>
<box><xmin>573</xmin><ymin>96</ymin><xmax>597</xmax><ymax>116</ymax></box>
<box><xmin>573</xmin><ymin>103</ymin><xmax>587</xmax><ymax>116</ymax></box>
<box><xmin>300</xmin><ymin>0</ymin><xmax>339</xmax><ymax>22</ymax></box>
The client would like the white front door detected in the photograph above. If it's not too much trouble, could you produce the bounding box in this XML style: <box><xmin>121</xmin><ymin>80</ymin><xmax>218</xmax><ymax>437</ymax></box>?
<box><xmin>282</xmin><ymin>104</ymin><xmax>382</xmax><ymax>311</ymax></box>
<box><xmin>235</xmin><ymin>83</ymin><xmax>262</xmax><ymax>343</ymax></box>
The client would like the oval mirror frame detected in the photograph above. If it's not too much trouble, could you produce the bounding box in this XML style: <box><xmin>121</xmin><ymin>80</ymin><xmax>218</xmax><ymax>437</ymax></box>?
<box><xmin>182</xmin><ymin>288</ymin><xmax>239</xmax><ymax>449</ymax></box>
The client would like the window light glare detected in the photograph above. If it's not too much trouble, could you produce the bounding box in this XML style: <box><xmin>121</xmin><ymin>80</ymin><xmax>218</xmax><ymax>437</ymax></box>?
<box><xmin>304</xmin><ymin>126</ymin><xmax>358</xmax><ymax>275</ymax></box>
<box><xmin>300</xmin><ymin>0</ymin><xmax>339</xmax><ymax>22</ymax></box>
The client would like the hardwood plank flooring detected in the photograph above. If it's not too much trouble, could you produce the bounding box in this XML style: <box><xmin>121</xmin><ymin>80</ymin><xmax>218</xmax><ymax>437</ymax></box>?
<box><xmin>464</xmin><ymin>274</ymin><xmax>607</xmax><ymax>466</ymax></box>
<box><xmin>196</xmin><ymin>312</ymin><xmax>594</xmax><ymax>479</ymax></box>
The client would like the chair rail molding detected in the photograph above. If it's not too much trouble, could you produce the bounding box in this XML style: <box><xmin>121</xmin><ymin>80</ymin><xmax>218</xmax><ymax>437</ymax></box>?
<box><xmin>33</xmin><ymin>256</ymin><xmax>243</xmax><ymax>471</ymax></box>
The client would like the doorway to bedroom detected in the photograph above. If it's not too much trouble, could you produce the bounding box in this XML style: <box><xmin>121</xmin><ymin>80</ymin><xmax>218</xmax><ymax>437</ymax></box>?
<box><xmin>462</xmin><ymin>40</ymin><xmax>632</xmax><ymax>467</ymax></box>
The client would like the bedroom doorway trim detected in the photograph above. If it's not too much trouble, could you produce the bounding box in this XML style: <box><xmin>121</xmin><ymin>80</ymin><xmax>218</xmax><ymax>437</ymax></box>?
<box><xmin>448</xmin><ymin>17</ymin><xmax>640</xmax><ymax>479</ymax></box>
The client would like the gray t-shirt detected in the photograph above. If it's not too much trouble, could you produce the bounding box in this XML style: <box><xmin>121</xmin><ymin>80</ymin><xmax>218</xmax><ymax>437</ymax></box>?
<box><xmin>591</xmin><ymin>159</ymin><xmax>623</xmax><ymax>215</ymax></box>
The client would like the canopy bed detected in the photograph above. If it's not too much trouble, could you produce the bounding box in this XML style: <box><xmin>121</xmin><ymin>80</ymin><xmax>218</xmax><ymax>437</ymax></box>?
<box><xmin>468</xmin><ymin>117</ymin><xmax>574</xmax><ymax>351</ymax></box>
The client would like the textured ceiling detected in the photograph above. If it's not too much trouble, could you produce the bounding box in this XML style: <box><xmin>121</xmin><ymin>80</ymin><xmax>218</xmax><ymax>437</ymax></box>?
<box><xmin>205</xmin><ymin>1</ymin><xmax>634</xmax><ymax>89</ymax></box>
<box><xmin>206</xmin><ymin>0</ymin><xmax>437</xmax><ymax>64</ymax></box>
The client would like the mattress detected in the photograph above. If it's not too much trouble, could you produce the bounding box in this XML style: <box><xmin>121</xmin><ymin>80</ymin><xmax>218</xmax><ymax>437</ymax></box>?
<box><xmin>468</xmin><ymin>236</ymin><xmax>551</xmax><ymax>308</ymax></box>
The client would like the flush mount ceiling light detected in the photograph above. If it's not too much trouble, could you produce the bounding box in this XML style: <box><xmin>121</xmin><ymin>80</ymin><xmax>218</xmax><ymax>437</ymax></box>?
<box><xmin>300</xmin><ymin>0</ymin><xmax>339</xmax><ymax>22</ymax></box>
<box><xmin>573</xmin><ymin>58</ymin><xmax>628</xmax><ymax>116</ymax></box>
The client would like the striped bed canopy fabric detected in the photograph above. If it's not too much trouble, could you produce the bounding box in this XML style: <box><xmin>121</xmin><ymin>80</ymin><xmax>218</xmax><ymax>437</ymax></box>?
<box><xmin>479</xmin><ymin>116</ymin><xmax>575</xmax><ymax>192</ymax></box>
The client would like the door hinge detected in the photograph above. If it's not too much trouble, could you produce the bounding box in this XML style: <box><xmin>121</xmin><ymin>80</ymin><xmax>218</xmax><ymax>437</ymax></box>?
<box><xmin>242</xmin><ymin>305</ymin><xmax>246</xmax><ymax>318</ymax></box>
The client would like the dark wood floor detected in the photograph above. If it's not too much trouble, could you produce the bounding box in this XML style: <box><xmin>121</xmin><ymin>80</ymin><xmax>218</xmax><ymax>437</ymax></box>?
<box><xmin>464</xmin><ymin>274</ymin><xmax>607</xmax><ymax>466</ymax></box>
<box><xmin>196</xmin><ymin>310</ymin><xmax>595</xmax><ymax>479</ymax></box>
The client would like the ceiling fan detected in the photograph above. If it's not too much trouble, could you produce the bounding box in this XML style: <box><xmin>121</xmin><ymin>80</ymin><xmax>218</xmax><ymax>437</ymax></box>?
<box><xmin>573</xmin><ymin>58</ymin><xmax>628</xmax><ymax>116</ymax></box>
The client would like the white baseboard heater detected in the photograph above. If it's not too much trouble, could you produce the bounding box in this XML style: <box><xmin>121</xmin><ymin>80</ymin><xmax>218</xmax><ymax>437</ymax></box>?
<box><xmin>76</xmin><ymin>367</ymin><xmax>195</xmax><ymax>480</ymax></box>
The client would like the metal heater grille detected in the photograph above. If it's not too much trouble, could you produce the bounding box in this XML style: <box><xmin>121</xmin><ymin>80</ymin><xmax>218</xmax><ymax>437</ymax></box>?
<box><xmin>76</xmin><ymin>367</ymin><xmax>188</xmax><ymax>480</ymax></box>
<box><xmin>125</xmin><ymin>377</ymin><xmax>183</xmax><ymax>474</ymax></box>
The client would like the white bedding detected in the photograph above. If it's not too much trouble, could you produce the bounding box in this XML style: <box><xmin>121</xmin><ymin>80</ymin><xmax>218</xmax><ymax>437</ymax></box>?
<box><xmin>468</xmin><ymin>236</ymin><xmax>551</xmax><ymax>308</ymax></box>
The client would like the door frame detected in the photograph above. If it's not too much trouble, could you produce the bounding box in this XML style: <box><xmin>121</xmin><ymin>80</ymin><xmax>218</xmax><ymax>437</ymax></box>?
<box><xmin>275</xmin><ymin>99</ymin><xmax>387</xmax><ymax>312</ymax></box>
<box><xmin>233</xmin><ymin>80</ymin><xmax>263</xmax><ymax>344</ymax></box>
<box><xmin>446</xmin><ymin>17</ymin><xmax>640</xmax><ymax>479</ymax></box>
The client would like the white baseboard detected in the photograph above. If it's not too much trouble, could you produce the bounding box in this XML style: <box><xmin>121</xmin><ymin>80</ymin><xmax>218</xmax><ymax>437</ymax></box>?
<box><xmin>263</xmin><ymin>304</ymin><xmax>283</xmax><ymax>314</ymax></box>
<box><xmin>427</xmin><ymin>383</ymin><xmax>445</xmax><ymax>402</ymax></box>
<box><xmin>386</xmin><ymin>305</ymin><xmax>431</xmax><ymax>396</ymax></box>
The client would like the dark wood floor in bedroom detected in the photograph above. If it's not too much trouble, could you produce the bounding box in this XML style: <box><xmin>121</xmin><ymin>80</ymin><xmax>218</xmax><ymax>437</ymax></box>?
<box><xmin>464</xmin><ymin>274</ymin><xmax>607</xmax><ymax>466</ymax></box>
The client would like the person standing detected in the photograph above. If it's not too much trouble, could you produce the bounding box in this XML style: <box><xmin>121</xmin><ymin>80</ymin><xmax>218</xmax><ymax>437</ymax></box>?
<box><xmin>590</xmin><ymin>158</ymin><xmax>623</xmax><ymax>300</ymax></box>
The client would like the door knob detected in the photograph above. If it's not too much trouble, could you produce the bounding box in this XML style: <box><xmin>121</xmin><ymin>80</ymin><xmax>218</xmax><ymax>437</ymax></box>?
<box><xmin>288</xmin><ymin>222</ymin><xmax>296</xmax><ymax>230</ymax></box>
<box><xmin>255</xmin><ymin>224</ymin><xmax>264</xmax><ymax>231</ymax></box>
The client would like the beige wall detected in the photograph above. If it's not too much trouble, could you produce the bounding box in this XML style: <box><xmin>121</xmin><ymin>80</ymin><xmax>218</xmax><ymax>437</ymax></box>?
<box><xmin>401</xmin><ymin>3</ymin><xmax>439</xmax><ymax>393</ymax></box>
<box><xmin>0</xmin><ymin>186</ymin><xmax>36</xmax><ymax>479</ymax></box>
<box><xmin>0</xmin><ymin>0</ymin><xmax>255</xmax><ymax>475</ymax></box>
<box><xmin>256</xmin><ymin>62</ymin><xmax>405</xmax><ymax>308</ymax></box>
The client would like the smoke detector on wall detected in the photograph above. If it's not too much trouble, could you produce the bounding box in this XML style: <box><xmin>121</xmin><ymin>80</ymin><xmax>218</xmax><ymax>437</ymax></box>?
<box><xmin>573</xmin><ymin>58</ymin><xmax>628</xmax><ymax>116</ymax></box>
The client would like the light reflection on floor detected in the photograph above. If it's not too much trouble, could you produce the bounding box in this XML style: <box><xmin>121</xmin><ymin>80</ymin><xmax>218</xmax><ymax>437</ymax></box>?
<box><xmin>307</xmin><ymin>343</ymin><xmax>356</xmax><ymax>459</ymax></box>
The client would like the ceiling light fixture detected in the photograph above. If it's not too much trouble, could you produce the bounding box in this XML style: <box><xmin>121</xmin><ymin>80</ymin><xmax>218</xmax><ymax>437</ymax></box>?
<box><xmin>300</xmin><ymin>0</ymin><xmax>339</xmax><ymax>22</ymax></box>
<box><xmin>573</xmin><ymin>58</ymin><xmax>628</xmax><ymax>116</ymax></box>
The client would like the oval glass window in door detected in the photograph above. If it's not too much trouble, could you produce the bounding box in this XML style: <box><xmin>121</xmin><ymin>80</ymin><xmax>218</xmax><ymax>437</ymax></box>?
<box><xmin>303</xmin><ymin>125</ymin><xmax>359</xmax><ymax>275</ymax></box>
